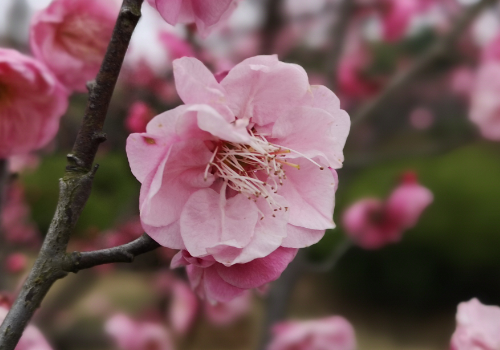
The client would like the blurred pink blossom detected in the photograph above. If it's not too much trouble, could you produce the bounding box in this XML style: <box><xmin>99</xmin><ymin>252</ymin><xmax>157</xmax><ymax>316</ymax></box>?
<box><xmin>8</xmin><ymin>155</ymin><xmax>40</xmax><ymax>174</ymax></box>
<box><xmin>267</xmin><ymin>316</ymin><xmax>356</xmax><ymax>350</ymax></box>
<box><xmin>204</xmin><ymin>291</ymin><xmax>251</xmax><ymax>326</ymax></box>
<box><xmin>147</xmin><ymin>0</ymin><xmax>240</xmax><ymax>37</ymax></box>
<box><xmin>450</xmin><ymin>298</ymin><xmax>500</xmax><ymax>350</ymax></box>
<box><xmin>125</xmin><ymin>102</ymin><xmax>156</xmax><ymax>134</ymax></box>
<box><xmin>1</xmin><ymin>183</ymin><xmax>40</xmax><ymax>247</ymax></box>
<box><xmin>0</xmin><ymin>49</ymin><xmax>68</xmax><ymax>159</ymax></box>
<box><xmin>379</xmin><ymin>0</ymin><xmax>422</xmax><ymax>42</ymax></box>
<box><xmin>450</xmin><ymin>67</ymin><xmax>475</xmax><ymax>98</ymax></box>
<box><xmin>126</xmin><ymin>55</ymin><xmax>349</xmax><ymax>271</ymax></box>
<box><xmin>171</xmin><ymin>248</ymin><xmax>297</xmax><ymax>303</ymax></box>
<box><xmin>342</xmin><ymin>172</ymin><xmax>433</xmax><ymax>249</ymax></box>
<box><xmin>30</xmin><ymin>0</ymin><xmax>119</xmax><ymax>92</ymax></box>
<box><xmin>0</xmin><ymin>306</ymin><xmax>53</xmax><ymax>350</ymax></box>
<box><xmin>168</xmin><ymin>278</ymin><xmax>199</xmax><ymax>335</ymax></box>
<box><xmin>409</xmin><ymin>107</ymin><xmax>434</xmax><ymax>130</ymax></box>
<box><xmin>105</xmin><ymin>314</ymin><xmax>174</xmax><ymax>350</ymax></box>
<box><xmin>469</xmin><ymin>63</ymin><xmax>500</xmax><ymax>140</ymax></box>
<box><xmin>482</xmin><ymin>33</ymin><xmax>500</xmax><ymax>63</ymax></box>
<box><xmin>5</xmin><ymin>253</ymin><xmax>28</xmax><ymax>274</ymax></box>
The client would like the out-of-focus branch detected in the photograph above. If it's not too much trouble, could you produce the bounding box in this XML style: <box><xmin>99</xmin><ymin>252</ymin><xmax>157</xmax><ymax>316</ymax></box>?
<box><xmin>62</xmin><ymin>234</ymin><xmax>160</xmax><ymax>272</ymax></box>
<box><xmin>304</xmin><ymin>239</ymin><xmax>353</xmax><ymax>273</ymax></box>
<box><xmin>0</xmin><ymin>1</ymin><xmax>144</xmax><ymax>349</ymax></box>
<box><xmin>352</xmin><ymin>0</ymin><xmax>497</xmax><ymax>126</ymax></box>
<box><xmin>260</xmin><ymin>0</ymin><xmax>285</xmax><ymax>55</ymax></box>
<box><xmin>326</xmin><ymin>0</ymin><xmax>354</xmax><ymax>90</ymax></box>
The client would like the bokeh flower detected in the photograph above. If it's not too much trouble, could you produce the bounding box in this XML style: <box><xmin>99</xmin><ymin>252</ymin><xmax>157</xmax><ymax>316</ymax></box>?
<box><xmin>105</xmin><ymin>314</ymin><xmax>174</xmax><ymax>350</ymax></box>
<box><xmin>342</xmin><ymin>172</ymin><xmax>433</xmax><ymax>249</ymax></box>
<box><xmin>30</xmin><ymin>0</ymin><xmax>119</xmax><ymax>92</ymax></box>
<box><xmin>0</xmin><ymin>305</ymin><xmax>53</xmax><ymax>350</ymax></box>
<box><xmin>0</xmin><ymin>49</ymin><xmax>68</xmax><ymax>159</ymax></box>
<box><xmin>147</xmin><ymin>0</ymin><xmax>240</xmax><ymax>37</ymax></box>
<box><xmin>267</xmin><ymin>316</ymin><xmax>356</xmax><ymax>350</ymax></box>
<box><xmin>450</xmin><ymin>298</ymin><xmax>500</xmax><ymax>350</ymax></box>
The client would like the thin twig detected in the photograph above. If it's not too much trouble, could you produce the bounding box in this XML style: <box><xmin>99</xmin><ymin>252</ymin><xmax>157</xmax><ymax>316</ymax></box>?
<box><xmin>62</xmin><ymin>234</ymin><xmax>160</xmax><ymax>273</ymax></box>
<box><xmin>352</xmin><ymin>0</ymin><xmax>497</xmax><ymax>126</ymax></box>
<box><xmin>260</xmin><ymin>0</ymin><xmax>285</xmax><ymax>55</ymax></box>
<box><xmin>303</xmin><ymin>239</ymin><xmax>353</xmax><ymax>273</ymax></box>
<box><xmin>0</xmin><ymin>1</ymin><xmax>145</xmax><ymax>349</ymax></box>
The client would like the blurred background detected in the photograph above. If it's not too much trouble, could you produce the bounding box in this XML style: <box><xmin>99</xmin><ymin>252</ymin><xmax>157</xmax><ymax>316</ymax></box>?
<box><xmin>1</xmin><ymin>0</ymin><xmax>500</xmax><ymax>349</ymax></box>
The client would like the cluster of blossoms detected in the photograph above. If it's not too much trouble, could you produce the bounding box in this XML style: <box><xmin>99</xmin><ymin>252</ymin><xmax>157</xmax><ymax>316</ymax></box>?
<box><xmin>127</xmin><ymin>55</ymin><xmax>350</xmax><ymax>301</ymax></box>
<box><xmin>342</xmin><ymin>172</ymin><xmax>433</xmax><ymax>249</ymax></box>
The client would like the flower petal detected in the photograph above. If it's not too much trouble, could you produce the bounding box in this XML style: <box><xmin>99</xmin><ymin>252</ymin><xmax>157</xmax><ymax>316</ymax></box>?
<box><xmin>272</xmin><ymin>106</ymin><xmax>348</xmax><ymax>169</ymax></box>
<box><xmin>221</xmin><ymin>55</ymin><xmax>310</xmax><ymax>126</ymax></box>
<box><xmin>215</xmin><ymin>247</ymin><xmax>298</xmax><ymax>289</ymax></box>
<box><xmin>281</xmin><ymin>224</ymin><xmax>325</xmax><ymax>248</ymax></box>
<box><xmin>278</xmin><ymin>158</ymin><xmax>336</xmax><ymax>230</ymax></box>
<box><xmin>203</xmin><ymin>266</ymin><xmax>246</xmax><ymax>302</ymax></box>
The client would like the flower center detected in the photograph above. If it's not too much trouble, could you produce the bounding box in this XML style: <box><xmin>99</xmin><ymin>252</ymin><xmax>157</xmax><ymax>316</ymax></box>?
<box><xmin>58</xmin><ymin>14</ymin><xmax>111</xmax><ymax>63</ymax></box>
<box><xmin>204</xmin><ymin>130</ymin><xmax>324</xmax><ymax>213</ymax></box>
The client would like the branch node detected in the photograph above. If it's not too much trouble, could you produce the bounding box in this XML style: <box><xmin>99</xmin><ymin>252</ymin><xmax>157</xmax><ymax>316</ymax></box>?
<box><xmin>121</xmin><ymin>6</ymin><xmax>141</xmax><ymax>20</ymax></box>
<box><xmin>93</xmin><ymin>131</ymin><xmax>107</xmax><ymax>144</ymax></box>
<box><xmin>86</xmin><ymin>80</ymin><xmax>97</xmax><ymax>92</ymax></box>
<box><xmin>91</xmin><ymin>164</ymin><xmax>100</xmax><ymax>176</ymax></box>
<box><xmin>66</xmin><ymin>154</ymin><xmax>85</xmax><ymax>168</ymax></box>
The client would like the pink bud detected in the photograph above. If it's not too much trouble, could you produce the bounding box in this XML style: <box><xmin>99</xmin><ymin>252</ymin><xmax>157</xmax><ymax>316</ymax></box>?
<box><xmin>6</xmin><ymin>253</ymin><xmax>28</xmax><ymax>273</ymax></box>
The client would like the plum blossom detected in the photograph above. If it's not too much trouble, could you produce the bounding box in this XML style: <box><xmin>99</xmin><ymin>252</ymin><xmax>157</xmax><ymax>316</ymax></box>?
<box><xmin>0</xmin><ymin>49</ymin><xmax>68</xmax><ymax>159</ymax></box>
<box><xmin>166</xmin><ymin>276</ymin><xmax>199</xmax><ymax>335</ymax></box>
<box><xmin>30</xmin><ymin>0</ymin><xmax>119</xmax><ymax>92</ymax></box>
<box><xmin>0</xmin><ymin>305</ymin><xmax>53</xmax><ymax>350</ymax></box>
<box><xmin>450</xmin><ymin>298</ymin><xmax>500</xmax><ymax>350</ymax></box>
<box><xmin>5</xmin><ymin>253</ymin><xmax>28</xmax><ymax>274</ymax></box>
<box><xmin>267</xmin><ymin>316</ymin><xmax>356</xmax><ymax>350</ymax></box>
<box><xmin>147</xmin><ymin>0</ymin><xmax>240</xmax><ymax>37</ymax></box>
<box><xmin>105</xmin><ymin>314</ymin><xmax>174</xmax><ymax>350</ymax></box>
<box><xmin>342</xmin><ymin>172</ymin><xmax>433</xmax><ymax>249</ymax></box>
<box><xmin>126</xmin><ymin>55</ymin><xmax>349</xmax><ymax>300</ymax></box>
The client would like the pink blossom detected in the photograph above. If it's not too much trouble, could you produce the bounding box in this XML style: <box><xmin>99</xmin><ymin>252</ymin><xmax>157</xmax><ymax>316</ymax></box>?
<box><xmin>159</xmin><ymin>31</ymin><xmax>196</xmax><ymax>60</ymax></box>
<box><xmin>0</xmin><ymin>306</ymin><xmax>53</xmax><ymax>350</ymax></box>
<box><xmin>5</xmin><ymin>253</ymin><xmax>28</xmax><ymax>274</ymax></box>
<box><xmin>127</xmin><ymin>55</ymin><xmax>349</xmax><ymax>268</ymax></box>
<box><xmin>8</xmin><ymin>154</ymin><xmax>40</xmax><ymax>174</ymax></box>
<box><xmin>450</xmin><ymin>298</ymin><xmax>500</xmax><ymax>350</ymax></box>
<box><xmin>450</xmin><ymin>67</ymin><xmax>475</xmax><ymax>98</ymax></box>
<box><xmin>172</xmin><ymin>247</ymin><xmax>297</xmax><ymax>303</ymax></box>
<box><xmin>1</xmin><ymin>183</ymin><xmax>40</xmax><ymax>247</ymax></box>
<box><xmin>379</xmin><ymin>0</ymin><xmax>422</xmax><ymax>42</ymax></box>
<box><xmin>30</xmin><ymin>0</ymin><xmax>119</xmax><ymax>92</ymax></box>
<box><xmin>342</xmin><ymin>172</ymin><xmax>433</xmax><ymax>249</ymax></box>
<box><xmin>105</xmin><ymin>314</ymin><xmax>174</xmax><ymax>350</ymax></box>
<box><xmin>125</xmin><ymin>102</ymin><xmax>156</xmax><ymax>134</ymax></box>
<box><xmin>469</xmin><ymin>63</ymin><xmax>500</xmax><ymax>140</ymax></box>
<box><xmin>267</xmin><ymin>316</ymin><xmax>356</xmax><ymax>350</ymax></box>
<box><xmin>482</xmin><ymin>33</ymin><xmax>500</xmax><ymax>63</ymax></box>
<box><xmin>0</xmin><ymin>49</ymin><xmax>68</xmax><ymax>158</ymax></box>
<box><xmin>204</xmin><ymin>290</ymin><xmax>251</xmax><ymax>326</ymax></box>
<box><xmin>168</xmin><ymin>278</ymin><xmax>199</xmax><ymax>335</ymax></box>
<box><xmin>147</xmin><ymin>0</ymin><xmax>240</xmax><ymax>37</ymax></box>
<box><xmin>409</xmin><ymin>107</ymin><xmax>434</xmax><ymax>130</ymax></box>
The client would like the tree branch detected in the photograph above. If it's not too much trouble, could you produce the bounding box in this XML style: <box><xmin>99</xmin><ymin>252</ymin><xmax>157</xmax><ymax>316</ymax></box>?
<box><xmin>326</xmin><ymin>0</ymin><xmax>354</xmax><ymax>90</ymax></box>
<box><xmin>0</xmin><ymin>1</ymin><xmax>144</xmax><ymax>349</ymax></box>
<box><xmin>352</xmin><ymin>0</ymin><xmax>497</xmax><ymax>126</ymax></box>
<box><xmin>62</xmin><ymin>234</ymin><xmax>160</xmax><ymax>273</ymax></box>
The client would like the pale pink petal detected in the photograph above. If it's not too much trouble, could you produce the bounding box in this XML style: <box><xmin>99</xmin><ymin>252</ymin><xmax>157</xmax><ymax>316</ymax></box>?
<box><xmin>203</xmin><ymin>266</ymin><xmax>246</xmax><ymax>302</ymax></box>
<box><xmin>192</xmin><ymin>0</ymin><xmax>233</xmax><ymax>26</ymax></box>
<box><xmin>221</xmin><ymin>55</ymin><xmax>310</xmax><ymax>126</ymax></box>
<box><xmin>215</xmin><ymin>247</ymin><xmax>298</xmax><ymax>289</ymax></box>
<box><xmin>173</xmin><ymin>57</ymin><xmax>225</xmax><ymax>104</ymax></box>
<box><xmin>272</xmin><ymin>106</ymin><xmax>348</xmax><ymax>169</ymax></box>
<box><xmin>126</xmin><ymin>133</ymin><xmax>170</xmax><ymax>184</ymax></box>
<box><xmin>152</xmin><ymin>0</ymin><xmax>183</xmax><ymax>25</ymax></box>
<box><xmin>278</xmin><ymin>158</ymin><xmax>336</xmax><ymax>230</ymax></box>
<box><xmin>386</xmin><ymin>182</ymin><xmax>433</xmax><ymax>229</ymax></box>
<box><xmin>180</xmin><ymin>187</ymin><xmax>259</xmax><ymax>261</ymax></box>
<box><xmin>140</xmin><ymin>140</ymin><xmax>214</xmax><ymax>229</ymax></box>
<box><xmin>281</xmin><ymin>224</ymin><xmax>325</xmax><ymax>248</ymax></box>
